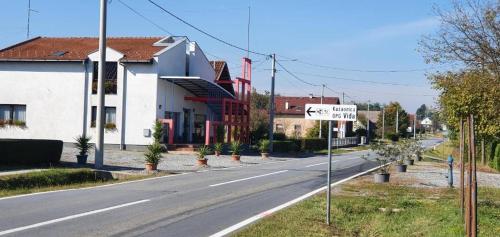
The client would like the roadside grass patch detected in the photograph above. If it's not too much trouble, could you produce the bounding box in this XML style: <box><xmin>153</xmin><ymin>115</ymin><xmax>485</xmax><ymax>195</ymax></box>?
<box><xmin>233</xmin><ymin>179</ymin><xmax>500</xmax><ymax>237</ymax></box>
<box><xmin>0</xmin><ymin>168</ymin><xmax>164</xmax><ymax>198</ymax></box>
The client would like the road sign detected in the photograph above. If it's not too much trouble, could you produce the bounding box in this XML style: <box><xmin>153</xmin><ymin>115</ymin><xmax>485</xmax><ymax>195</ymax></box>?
<box><xmin>305</xmin><ymin>104</ymin><xmax>357</xmax><ymax>121</ymax></box>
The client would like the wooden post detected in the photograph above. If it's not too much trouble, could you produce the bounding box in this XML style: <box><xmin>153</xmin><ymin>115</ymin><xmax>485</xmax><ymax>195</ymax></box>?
<box><xmin>459</xmin><ymin>118</ymin><xmax>464</xmax><ymax>216</ymax></box>
<box><xmin>465</xmin><ymin>116</ymin><xmax>471</xmax><ymax>236</ymax></box>
<box><xmin>470</xmin><ymin>115</ymin><xmax>477</xmax><ymax>237</ymax></box>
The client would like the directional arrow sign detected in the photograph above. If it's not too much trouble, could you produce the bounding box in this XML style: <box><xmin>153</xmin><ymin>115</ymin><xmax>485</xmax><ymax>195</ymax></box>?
<box><xmin>305</xmin><ymin>104</ymin><xmax>357</xmax><ymax>121</ymax></box>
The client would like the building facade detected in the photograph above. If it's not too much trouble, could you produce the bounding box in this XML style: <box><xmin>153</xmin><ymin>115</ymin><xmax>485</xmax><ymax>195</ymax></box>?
<box><xmin>0</xmin><ymin>36</ymin><xmax>250</xmax><ymax>148</ymax></box>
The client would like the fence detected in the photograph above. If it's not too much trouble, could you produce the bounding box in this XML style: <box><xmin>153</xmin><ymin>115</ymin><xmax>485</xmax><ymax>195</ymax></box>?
<box><xmin>331</xmin><ymin>137</ymin><xmax>359</xmax><ymax>148</ymax></box>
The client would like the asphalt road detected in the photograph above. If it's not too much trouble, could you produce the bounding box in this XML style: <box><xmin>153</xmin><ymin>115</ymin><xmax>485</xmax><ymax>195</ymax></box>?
<box><xmin>0</xmin><ymin>138</ymin><xmax>442</xmax><ymax>237</ymax></box>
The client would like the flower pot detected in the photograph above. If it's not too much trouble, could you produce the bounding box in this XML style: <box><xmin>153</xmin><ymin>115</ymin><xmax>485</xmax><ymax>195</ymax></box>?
<box><xmin>145</xmin><ymin>163</ymin><xmax>157</xmax><ymax>171</ymax></box>
<box><xmin>215</xmin><ymin>151</ymin><xmax>221</xmax><ymax>157</ymax></box>
<box><xmin>76</xmin><ymin>155</ymin><xmax>87</xmax><ymax>165</ymax></box>
<box><xmin>231</xmin><ymin>155</ymin><xmax>241</xmax><ymax>161</ymax></box>
<box><xmin>395</xmin><ymin>164</ymin><xmax>407</xmax><ymax>172</ymax></box>
<box><xmin>261</xmin><ymin>153</ymin><xmax>270</xmax><ymax>159</ymax></box>
<box><xmin>404</xmin><ymin>159</ymin><xmax>415</xmax><ymax>166</ymax></box>
<box><xmin>197</xmin><ymin>159</ymin><xmax>208</xmax><ymax>166</ymax></box>
<box><xmin>374</xmin><ymin>173</ymin><xmax>390</xmax><ymax>183</ymax></box>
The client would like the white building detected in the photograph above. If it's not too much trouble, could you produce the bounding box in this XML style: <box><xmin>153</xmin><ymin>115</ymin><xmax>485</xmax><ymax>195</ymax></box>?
<box><xmin>0</xmin><ymin>36</ymin><xmax>251</xmax><ymax>149</ymax></box>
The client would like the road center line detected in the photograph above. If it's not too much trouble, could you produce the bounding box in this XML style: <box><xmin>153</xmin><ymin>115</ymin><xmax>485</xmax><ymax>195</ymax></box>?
<box><xmin>209</xmin><ymin>170</ymin><xmax>289</xmax><ymax>187</ymax></box>
<box><xmin>0</xmin><ymin>199</ymin><xmax>150</xmax><ymax>236</ymax></box>
<box><xmin>305</xmin><ymin>162</ymin><xmax>329</xmax><ymax>167</ymax></box>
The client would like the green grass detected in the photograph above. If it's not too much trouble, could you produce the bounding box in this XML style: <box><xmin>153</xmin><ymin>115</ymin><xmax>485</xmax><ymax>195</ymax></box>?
<box><xmin>233</xmin><ymin>180</ymin><xmax>500</xmax><ymax>237</ymax></box>
<box><xmin>424</xmin><ymin>141</ymin><xmax>456</xmax><ymax>160</ymax></box>
<box><xmin>0</xmin><ymin>168</ymin><xmax>163</xmax><ymax>198</ymax></box>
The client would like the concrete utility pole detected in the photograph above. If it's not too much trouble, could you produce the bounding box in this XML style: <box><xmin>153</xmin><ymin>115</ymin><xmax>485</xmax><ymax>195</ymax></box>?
<box><xmin>413</xmin><ymin>113</ymin><xmax>416</xmax><ymax>139</ymax></box>
<box><xmin>95</xmin><ymin>0</ymin><xmax>107</xmax><ymax>169</ymax></box>
<box><xmin>366</xmin><ymin>100</ymin><xmax>370</xmax><ymax>144</ymax></box>
<box><xmin>395</xmin><ymin>108</ymin><xmax>399</xmax><ymax>134</ymax></box>
<box><xmin>319</xmin><ymin>84</ymin><xmax>325</xmax><ymax>138</ymax></box>
<box><xmin>268</xmin><ymin>54</ymin><xmax>276</xmax><ymax>153</ymax></box>
<box><xmin>382</xmin><ymin>107</ymin><xmax>385</xmax><ymax>139</ymax></box>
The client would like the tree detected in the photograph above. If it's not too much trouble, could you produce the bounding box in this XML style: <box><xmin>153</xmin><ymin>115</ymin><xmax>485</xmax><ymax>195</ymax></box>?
<box><xmin>250</xmin><ymin>88</ymin><xmax>270</xmax><ymax>143</ymax></box>
<box><xmin>416</xmin><ymin>104</ymin><xmax>427</xmax><ymax>120</ymax></box>
<box><xmin>355</xmin><ymin>102</ymin><xmax>383</xmax><ymax>111</ymax></box>
<box><xmin>420</xmin><ymin>0</ymin><xmax>500</xmax><ymax>77</ymax></box>
<box><xmin>376</xmin><ymin>102</ymin><xmax>409</xmax><ymax>137</ymax></box>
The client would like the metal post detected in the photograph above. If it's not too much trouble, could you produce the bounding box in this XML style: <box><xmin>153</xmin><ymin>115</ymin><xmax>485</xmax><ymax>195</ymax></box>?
<box><xmin>95</xmin><ymin>0</ymin><xmax>107</xmax><ymax>169</ymax></box>
<box><xmin>268</xmin><ymin>54</ymin><xmax>276</xmax><ymax>153</ymax></box>
<box><xmin>366</xmin><ymin>100</ymin><xmax>370</xmax><ymax>144</ymax></box>
<box><xmin>319</xmin><ymin>84</ymin><xmax>324</xmax><ymax>138</ymax></box>
<box><xmin>326</xmin><ymin>120</ymin><xmax>332</xmax><ymax>225</ymax></box>
<box><xmin>27</xmin><ymin>0</ymin><xmax>31</xmax><ymax>39</ymax></box>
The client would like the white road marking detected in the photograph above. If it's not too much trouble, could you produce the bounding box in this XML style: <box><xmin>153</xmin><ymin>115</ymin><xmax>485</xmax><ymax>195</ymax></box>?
<box><xmin>0</xmin><ymin>199</ymin><xmax>150</xmax><ymax>236</ymax></box>
<box><xmin>305</xmin><ymin>162</ymin><xmax>330</xmax><ymax>167</ymax></box>
<box><xmin>209</xmin><ymin>170</ymin><xmax>289</xmax><ymax>187</ymax></box>
<box><xmin>209</xmin><ymin>164</ymin><xmax>388</xmax><ymax>237</ymax></box>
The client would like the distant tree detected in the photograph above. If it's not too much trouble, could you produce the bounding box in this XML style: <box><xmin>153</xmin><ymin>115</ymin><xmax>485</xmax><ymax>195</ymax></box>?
<box><xmin>306</xmin><ymin>121</ymin><xmax>330</xmax><ymax>139</ymax></box>
<box><xmin>355</xmin><ymin>102</ymin><xmax>382</xmax><ymax>111</ymax></box>
<box><xmin>250</xmin><ymin>88</ymin><xmax>270</xmax><ymax>143</ymax></box>
<box><xmin>416</xmin><ymin>104</ymin><xmax>427</xmax><ymax>120</ymax></box>
<box><xmin>376</xmin><ymin>102</ymin><xmax>409</xmax><ymax>137</ymax></box>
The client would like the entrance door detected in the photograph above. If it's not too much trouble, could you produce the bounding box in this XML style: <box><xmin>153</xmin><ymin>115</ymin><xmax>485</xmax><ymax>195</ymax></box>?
<box><xmin>182</xmin><ymin>108</ymin><xmax>190</xmax><ymax>143</ymax></box>
<box><xmin>193</xmin><ymin>114</ymin><xmax>206</xmax><ymax>143</ymax></box>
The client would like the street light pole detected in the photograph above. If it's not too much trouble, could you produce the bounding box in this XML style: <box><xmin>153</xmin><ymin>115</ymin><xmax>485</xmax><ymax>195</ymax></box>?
<box><xmin>382</xmin><ymin>107</ymin><xmax>385</xmax><ymax>140</ymax></box>
<box><xmin>95</xmin><ymin>0</ymin><xmax>107</xmax><ymax>169</ymax></box>
<box><xmin>319</xmin><ymin>84</ymin><xmax>324</xmax><ymax>138</ymax></box>
<box><xmin>366</xmin><ymin>100</ymin><xmax>370</xmax><ymax>144</ymax></box>
<box><xmin>268</xmin><ymin>54</ymin><xmax>276</xmax><ymax>153</ymax></box>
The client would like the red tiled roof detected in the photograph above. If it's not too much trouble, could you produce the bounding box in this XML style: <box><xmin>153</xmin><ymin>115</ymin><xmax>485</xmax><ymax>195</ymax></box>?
<box><xmin>0</xmin><ymin>37</ymin><xmax>165</xmax><ymax>62</ymax></box>
<box><xmin>210</xmin><ymin>60</ymin><xmax>235</xmax><ymax>95</ymax></box>
<box><xmin>210</xmin><ymin>61</ymin><xmax>226</xmax><ymax>80</ymax></box>
<box><xmin>275</xmin><ymin>96</ymin><xmax>340</xmax><ymax>115</ymax></box>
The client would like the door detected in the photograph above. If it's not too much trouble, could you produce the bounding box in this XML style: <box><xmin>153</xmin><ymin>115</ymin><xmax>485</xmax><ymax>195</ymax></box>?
<box><xmin>182</xmin><ymin>109</ymin><xmax>190</xmax><ymax>143</ymax></box>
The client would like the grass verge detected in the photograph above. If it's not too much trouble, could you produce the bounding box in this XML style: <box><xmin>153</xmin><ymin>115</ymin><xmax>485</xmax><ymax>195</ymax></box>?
<box><xmin>0</xmin><ymin>168</ymin><xmax>166</xmax><ymax>198</ymax></box>
<box><xmin>233</xmin><ymin>179</ymin><xmax>500</xmax><ymax>237</ymax></box>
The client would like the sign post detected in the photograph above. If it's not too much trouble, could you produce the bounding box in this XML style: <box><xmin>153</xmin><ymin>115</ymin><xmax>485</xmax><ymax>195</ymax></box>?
<box><xmin>305</xmin><ymin>104</ymin><xmax>357</xmax><ymax>225</ymax></box>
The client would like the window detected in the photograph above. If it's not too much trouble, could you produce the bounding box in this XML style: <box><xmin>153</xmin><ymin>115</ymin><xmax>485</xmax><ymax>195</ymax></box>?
<box><xmin>275</xmin><ymin>124</ymin><xmax>284</xmax><ymax>133</ymax></box>
<box><xmin>0</xmin><ymin>104</ymin><xmax>26</xmax><ymax>126</ymax></box>
<box><xmin>92</xmin><ymin>62</ymin><xmax>117</xmax><ymax>94</ymax></box>
<box><xmin>91</xmin><ymin>106</ymin><xmax>116</xmax><ymax>129</ymax></box>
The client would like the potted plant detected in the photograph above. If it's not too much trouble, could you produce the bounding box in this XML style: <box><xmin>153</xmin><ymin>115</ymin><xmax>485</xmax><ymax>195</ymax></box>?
<box><xmin>259</xmin><ymin>139</ymin><xmax>270</xmax><ymax>159</ymax></box>
<box><xmin>230</xmin><ymin>141</ymin><xmax>243</xmax><ymax>161</ymax></box>
<box><xmin>144</xmin><ymin>142</ymin><xmax>162</xmax><ymax>171</ymax></box>
<box><xmin>213</xmin><ymin>143</ymin><xmax>223</xmax><ymax>157</ymax></box>
<box><xmin>412</xmin><ymin>140</ymin><xmax>424</xmax><ymax>161</ymax></box>
<box><xmin>401</xmin><ymin>140</ymin><xmax>415</xmax><ymax>166</ymax></box>
<box><xmin>197</xmin><ymin>145</ymin><xmax>210</xmax><ymax>166</ymax></box>
<box><xmin>75</xmin><ymin>135</ymin><xmax>93</xmax><ymax>165</ymax></box>
<box><xmin>394</xmin><ymin>144</ymin><xmax>407</xmax><ymax>172</ymax></box>
<box><xmin>369</xmin><ymin>142</ymin><xmax>394</xmax><ymax>183</ymax></box>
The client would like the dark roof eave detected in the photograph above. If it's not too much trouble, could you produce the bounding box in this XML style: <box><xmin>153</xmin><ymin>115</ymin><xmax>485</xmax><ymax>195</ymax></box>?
<box><xmin>0</xmin><ymin>58</ymin><xmax>84</xmax><ymax>62</ymax></box>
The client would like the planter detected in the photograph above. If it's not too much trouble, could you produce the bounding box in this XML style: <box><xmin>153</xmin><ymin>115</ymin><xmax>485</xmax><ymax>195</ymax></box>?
<box><xmin>261</xmin><ymin>153</ymin><xmax>270</xmax><ymax>159</ymax></box>
<box><xmin>215</xmin><ymin>151</ymin><xmax>221</xmax><ymax>157</ymax></box>
<box><xmin>404</xmin><ymin>159</ymin><xmax>415</xmax><ymax>166</ymax></box>
<box><xmin>374</xmin><ymin>173</ymin><xmax>390</xmax><ymax>183</ymax></box>
<box><xmin>395</xmin><ymin>164</ymin><xmax>407</xmax><ymax>172</ymax></box>
<box><xmin>145</xmin><ymin>163</ymin><xmax>158</xmax><ymax>171</ymax></box>
<box><xmin>231</xmin><ymin>155</ymin><xmax>241</xmax><ymax>161</ymax></box>
<box><xmin>197</xmin><ymin>159</ymin><xmax>208</xmax><ymax>166</ymax></box>
<box><xmin>76</xmin><ymin>155</ymin><xmax>87</xmax><ymax>165</ymax></box>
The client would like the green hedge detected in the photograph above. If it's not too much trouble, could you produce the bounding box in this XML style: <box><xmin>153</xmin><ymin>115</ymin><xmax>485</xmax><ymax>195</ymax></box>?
<box><xmin>0</xmin><ymin>169</ymin><xmax>106</xmax><ymax>190</ymax></box>
<box><xmin>273</xmin><ymin>140</ymin><xmax>300</xmax><ymax>153</ymax></box>
<box><xmin>302</xmin><ymin>138</ymin><xmax>328</xmax><ymax>151</ymax></box>
<box><xmin>0</xmin><ymin>139</ymin><xmax>63</xmax><ymax>165</ymax></box>
<box><xmin>272</xmin><ymin>138</ymin><xmax>329</xmax><ymax>153</ymax></box>
<box><xmin>491</xmin><ymin>143</ymin><xmax>500</xmax><ymax>171</ymax></box>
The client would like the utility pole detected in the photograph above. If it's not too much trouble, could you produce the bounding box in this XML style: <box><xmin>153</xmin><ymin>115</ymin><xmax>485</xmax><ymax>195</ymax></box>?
<box><xmin>366</xmin><ymin>100</ymin><xmax>370</xmax><ymax>144</ymax></box>
<box><xmin>382</xmin><ymin>107</ymin><xmax>385</xmax><ymax>140</ymax></box>
<box><xmin>27</xmin><ymin>0</ymin><xmax>31</xmax><ymax>39</ymax></box>
<box><xmin>413</xmin><ymin>113</ymin><xmax>416</xmax><ymax>139</ymax></box>
<box><xmin>319</xmin><ymin>84</ymin><xmax>325</xmax><ymax>138</ymax></box>
<box><xmin>95</xmin><ymin>0</ymin><xmax>107</xmax><ymax>169</ymax></box>
<box><xmin>268</xmin><ymin>54</ymin><xmax>276</xmax><ymax>153</ymax></box>
<box><xmin>395</xmin><ymin>108</ymin><xmax>399</xmax><ymax>134</ymax></box>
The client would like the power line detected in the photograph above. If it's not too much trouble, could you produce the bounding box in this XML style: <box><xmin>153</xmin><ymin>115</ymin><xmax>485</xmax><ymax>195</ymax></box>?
<box><xmin>147</xmin><ymin>0</ymin><xmax>269</xmax><ymax>57</ymax></box>
<box><xmin>275</xmin><ymin>60</ymin><xmax>321</xmax><ymax>87</ymax></box>
<box><xmin>117</xmin><ymin>0</ymin><xmax>173</xmax><ymax>35</ymax></box>
<box><xmin>290</xmin><ymin>71</ymin><xmax>424</xmax><ymax>87</ymax></box>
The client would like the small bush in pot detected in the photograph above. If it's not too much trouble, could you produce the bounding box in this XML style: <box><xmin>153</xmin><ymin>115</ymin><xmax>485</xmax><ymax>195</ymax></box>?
<box><xmin>368</xmin><ymin>142</ymin><xmax>396</xmax><ymax>183</ymax></box>
<box><xmin>230</xmin><ymin>141</ymin><xmax>243</xmax><ymax>161</ymax></box>
<box><xmin>144</xmin><ymin>142</ymin><xmax>162</xmax><ymax>171</ymax></box>
<box><xmin>197</xmin><ymin>145</ymin><xmax>210</xmax><ymax>166</ymax></box>
<box><xmin>259</xmin><ymin>139</ymin><xmax>270</xmax><ymax>159</ymax></box>
<box><xmin>213</xmin><ymin>143</ymin><xmax>223</xmax><ymax>157</ymax></box>
<box><xmin>75</xmin><ymin>135</ymin><xmax>93</xmax><ymax>165</ymax></box>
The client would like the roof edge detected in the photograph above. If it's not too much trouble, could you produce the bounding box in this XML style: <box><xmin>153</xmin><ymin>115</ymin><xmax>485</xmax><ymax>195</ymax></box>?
<box><xmin>0</xmin><ymin>36</ymin><xmax>42</xmax><ymax>52</ymax></box>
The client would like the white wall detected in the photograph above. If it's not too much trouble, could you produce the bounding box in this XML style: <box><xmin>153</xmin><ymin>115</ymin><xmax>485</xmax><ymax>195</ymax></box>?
<box><xmin>0</xmin><ymin>62</ymin><xmax>86</xmax><ymax>142</ymax></box>
<box><xmin>156</xmin><ymin>39</ymin><xmax>187</xmax><ymax>77</ymax></box>
<box><xmin>187</xmin><ymin>42</ymin><xmax>215</xmax><ymax>81</ymax></box>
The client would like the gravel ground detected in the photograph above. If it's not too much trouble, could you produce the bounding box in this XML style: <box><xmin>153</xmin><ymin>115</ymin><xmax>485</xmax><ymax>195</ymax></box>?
<box><xmin>391</xmin><ymin>161</ymin><xmax>500</xmax><ymax>188</ymax></box>
<box><xmin>61</xmin><ymin>146</ymin><xmax>294</xmax><ymax>174</ymax></box>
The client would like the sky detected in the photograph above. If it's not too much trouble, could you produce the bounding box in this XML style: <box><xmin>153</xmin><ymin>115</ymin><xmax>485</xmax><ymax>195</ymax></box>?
<box><xmin>0</xmin><ymin>0</ymin><xmax>455</xmax><ymax>112</ymax></box>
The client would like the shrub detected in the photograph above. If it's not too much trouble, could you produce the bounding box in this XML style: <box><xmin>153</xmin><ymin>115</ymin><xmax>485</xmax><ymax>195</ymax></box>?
<box><xmin>213</xmin><ymin>143</ymin><xmax>223</xmax><ymax>153</ymax></box>
<box><xmin>144</xmin><ymin>142</ymin><xmax>162</xmax><ymax>165</ymax></box>
<box><xmin>273</xmin><ymin>132</ymin><xmax>286</xmax><ymax>141</ymax></box>
<box><xmin>273</xmin><ymin>140</ymin><xmax>300</xmax><ymax>153</ymax></box>
<box><xmin>385</xmin><ymin>133</ymin><xmax>400</xmax><ymax>142</ymax></box>
<box><xmin>0</xmin><ymin>139</ymin><xmax>63</xmax><ymax>165</ymax></box>
<box><xmin>152</xmin><ymin>120</ymin><xmax>163</xmax><ymax>143</ymax></box>
<box><xmin>302</xmin><ymin>138</ymin><xmax>327</xmax><ymax>151</ymax></box>
<box><xmin>74</xmin><ymin>135</ymin><xmax>93</xmax><ymax>156</ymax></box>
<box><xmin>230</xmin><ymin>141</ymin><xmax>243</xmax><ymax>155</ymax></box>
<box><xmin>491</xmin><ymin>143</ymin><xmax>500</xmax><ymax>171</ymax></box>
<box><xmin>0</xmin><ymin>169</ymin><xmax>108</xmax><ymax>190</ymax></box>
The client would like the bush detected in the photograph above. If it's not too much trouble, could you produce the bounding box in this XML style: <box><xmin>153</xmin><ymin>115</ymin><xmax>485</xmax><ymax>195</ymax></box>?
<box><xmin>258</xmin><ymin>139</ymin><xmax>270</xmax><ymax>153</ymax></box>
<box><xmin>0</xmin><ymin>169</ymin><xmax>107</xmax><ymax>190</ymax></box>
<box><xmin>0</xmin><ymin>139</ymin><xmax>63</xmax><ymax>165</ymax></box>
<box><xmin>144</xmin><ymin>142</ymin><xmax>163</xmax><ymax>165</ymax></box>
<box><xmin>491</xmin><ymin>143</ymin><xmax>500</xmax><ymax>171</ymax></box>
<box><xmin>273</xmin><ymin>140</ymin><xmax>300</xmax><ymax>153</ymax></box>
<box><xmin>385</xmin><ymin>133</ymin><xmax>400</xmax><ymax>142</ymax></box>
<box><xmin>273</xmin><ymin>132</ymin><xmax>287</xmax><ymax>141</ymax></box>
<box><xmin>302</xmin><ymin>138</ymin><xmax>328</xmax><ymax>151</ymax></box>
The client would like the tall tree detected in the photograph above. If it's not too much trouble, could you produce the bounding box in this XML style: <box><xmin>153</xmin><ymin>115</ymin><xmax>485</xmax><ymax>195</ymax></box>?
<box><xmin>416</xmin><ymin>104</ymin><xmax>428</xmax><ymax>120</ymax></box>
<box><xmin>376</xmin><ymin>102</ymin><xmax>409</xmax><ymax>137</ymax></box>
<box><xmin>249</xmin><ymin>88</ymin><xmax>270</xmax><ymax>143</ymax></box>
<box><xmin>420</xmin><ymin>0</ymin><xmax>500</xmax><ymax>77</ymax></box>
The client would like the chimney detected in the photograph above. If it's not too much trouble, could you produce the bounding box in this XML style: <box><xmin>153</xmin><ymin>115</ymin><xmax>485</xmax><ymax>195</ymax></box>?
<box><xmin>285</xmin><ymin>101</ymin><xmax>289</xmax><ymax>110</ymax></box>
